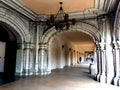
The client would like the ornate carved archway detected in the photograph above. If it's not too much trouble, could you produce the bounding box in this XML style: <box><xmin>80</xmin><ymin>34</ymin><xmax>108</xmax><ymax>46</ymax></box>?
<box><xmin>0</xmin><ymin>7</ymin><xmax>31</xmax><ymax>75</ymax></box>
<box><xmin>0</xmin><ymin>7</ymin><xmax>31</xmax><ymax>43</ymax></box>
<box><xmin>40</xmin><ymin>21</ymin><xmax>101</xmax><ymax>75</ymax></box>
<box><xmin>42</xmin><ymin>22</ymin><xmax>101</xmax><ymax>44</ymax></box>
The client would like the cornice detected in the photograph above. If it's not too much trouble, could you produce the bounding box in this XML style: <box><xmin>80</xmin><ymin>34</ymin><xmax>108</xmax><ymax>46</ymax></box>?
<box><xmin>0</xmin><ymin>0</ymin><xmax>118</xmax><ymax>21</ymax></box>
<box><xmin>95</xmin><ymin>0</ymin><xmax>119</xmax><ymax>13</ymax></box>
<box><xmin>1</xmin><ymin>0</ymin><xmax>37</xmax><ymax>20</ymax></box>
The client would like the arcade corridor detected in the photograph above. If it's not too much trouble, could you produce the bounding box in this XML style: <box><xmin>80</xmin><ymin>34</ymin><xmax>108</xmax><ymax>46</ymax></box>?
<box><xmin>0</xmin><ymin>0</ymin><xmax>120</xmax><ymax>87</ymax></box>
<box><xmin>0</xmin><ymin>62</ymin><xmax>119</xmax><ymax>90</ymax></box>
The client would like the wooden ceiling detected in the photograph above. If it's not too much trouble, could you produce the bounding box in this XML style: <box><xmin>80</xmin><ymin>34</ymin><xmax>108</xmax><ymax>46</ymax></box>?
<box><xmin>20</xmin><ymin>0</ymin><xmax>94</xmax><ymax>14</ymax></box>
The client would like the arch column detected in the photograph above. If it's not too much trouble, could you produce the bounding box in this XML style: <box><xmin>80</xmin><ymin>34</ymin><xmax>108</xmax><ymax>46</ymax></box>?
<box><xmin>22</xmin><ymin>43</ymin><xmax>34</xmax><ymax>76</ymax></box>
<box><xmin>96</xmin><ymin>43</ymin><xmax>102</xmax><ymax>81</ymax></box>
<box><xmin>93</xmin><ymin>46</ymin><xmax>97</xmax><ymax>62</ymax></box>
<box><xmin>113</xmin><ymin>41</ymin><xmax>120</xmax><ymax>86</ymax></box>
<box><xmin>59</xmin><ymin>45</ymin><xmax>65</xmax><ymax>68</ymax></box>
<box><xmin>74</xmin><ymin>51</ymin><xmax>77</xmax><ymax>64</ymax></box>
<box><xmin>68</xmin><ymin>48</ymin><xmax>72</xmax><ymax>66</ymax></box>
<box><xmin>76</xmin><ymin>51</ymin><xmax>79</xmax><ymax>64</ymax></box>
<box><xmin>16</xmin><ymin>48</ymin><xmax>23</xmax><ymax>75</ymax></box>
<box><xmin>71</xmin><ymin>49</ymin><xmax>74</xmax><ymax>66</ymax></box>
<box><xmin>38</xmin><ymin>44</ymin><xmax>50</xmax><ymax>75</ymax></box>
<box><xmin>73</xmin><ymin>50</ymin><xmax>76</xmax><ymax>65</ymax></box>
<box><xmin>99</xmin><ymin>42</ymin><xmax>107</xmax><ymax>83</ymax></box>
<box><xmin>34</xmin><ymin>22</ymin><xmax>39</xmax><ymax>74</ymax></box>
<box><xmin>105</xmin><ymin>18</ymin><xmax>114</xmax><ymax>84</ymax></box>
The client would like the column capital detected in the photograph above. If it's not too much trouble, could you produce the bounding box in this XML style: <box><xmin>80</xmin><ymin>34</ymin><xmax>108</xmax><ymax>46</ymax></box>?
<box><xmin>23</xmin><ymin>43</ymin><xmax>35</xmax><ymax>49</ymax></box>
<box><xmin>99</xmin><ymin>42</ymin><xmax>106</xmax><ymax>50</ymax></box>
<box><xmin>112</xmin><ymin>40</ymin><xmax>120</xmax><ymax>49</ymax></box>
<box><xmin>117</xmin><ymin>41</ymin><xmax>120</xmax><ymax>47</ymax></box>
<box><xmin>39</xmin><ymin>43</ymin><xmax>48</xmax><ymax>50</ymax></box>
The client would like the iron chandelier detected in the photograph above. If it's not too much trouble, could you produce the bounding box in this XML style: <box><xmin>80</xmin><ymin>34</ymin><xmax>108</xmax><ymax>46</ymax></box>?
<box><xmin>46</xmin><ymin>2</ymin><xmax>76</xmax><ymax>31</ymax></box>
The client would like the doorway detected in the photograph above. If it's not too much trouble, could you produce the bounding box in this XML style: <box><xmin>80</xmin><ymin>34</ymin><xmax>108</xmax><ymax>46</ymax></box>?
<box><xmin>0</xmin><ymin>24</ymin><xmax>17</xmax><ymax>79</ymax></box>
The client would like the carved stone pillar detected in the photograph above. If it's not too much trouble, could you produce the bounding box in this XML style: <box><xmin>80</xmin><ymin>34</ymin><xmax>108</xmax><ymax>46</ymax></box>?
<box><xmin>38</xmin><ymin>44</ymin><xmax>49</xmax><ymax>75</ymax></box>
<box><xmin>22</xmin><ymin>43</ymin><xmax>34</xmax><ymax>76</ymax></box>
<box><xmin>76</xmin><ymin>51</ymin><xmax>79</xmax><ymax>64</ymax></box>
<box><xmin>71</xmin><ymin>49</ymin><xmax>74</xmax><ymax>66</ymax></box>
<box><xmin>16</xmin><ymin>43</ymin><xmax>23</xmax><ymax>76</ymax></box>
<box><xmin>34</xmin><ymin>23</ymin><xmax>39</xmax><ymax>74</ymax></box>
<box><xmin>73</xmin><ymin>50</ymin><xmax>76</xmax><ymax>65</ymax></box>
<box><xmin>93</xmin><ymin>46</ymin><xmax>97</xmax><ymax>62</ymax></box>
<box><xmin>99</xmin><ymin>42</ymin><xmax>106</xmax><ymax>83</ymax></box>
<box><xmin>60</xmin><ymin>45</ymin><xmax>65</xmax><ymax>68</ymax></box>
<box><xmin>68</xmin><ymin>48</ymin><xmax>71</xmax><ymax>66</ymax></box>
<box><xmin>113</xmin><ymin>41</ymin><xmax>120</xmax><ymax>86</ymax></box>
<box><xmin>105</xmin><ymin>19</ymin><xmax>114</xmax><ymax>84</ymax></box>
<box><xmin>96</xmin><ymin>44</ymin><xmax>101</xmax><ymax>81</ymax></box>
<box><xmin>29</xmin><ymin>48</ymin><xmax>34</xmax><ymax>75</ymax></box>
<box><xmin>96</xmin><ymin>16</ymin><xmax>106</xmax><ymax>81</ymax></box>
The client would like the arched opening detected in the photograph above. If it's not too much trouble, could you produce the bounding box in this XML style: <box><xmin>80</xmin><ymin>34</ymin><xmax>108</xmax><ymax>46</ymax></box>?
<box><xmin>41</xmin><ymin>22</ymin><xmax>101</xmax><ymax>76</ymax></box>
<box><xmin>0</xmin><ymin>22</ymin><xmax>21</xmax><ymax>83</ymax></box>
<box><xmin>49</xmin><ymin>31</ymin><xmax>95</xmax><ymax>70</ymax></box>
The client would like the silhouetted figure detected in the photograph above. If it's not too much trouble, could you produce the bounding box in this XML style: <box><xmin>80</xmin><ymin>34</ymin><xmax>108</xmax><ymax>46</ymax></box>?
<box><xmin>79</xmin><ymin>57</ymin><xmax>82</xmax><ymax>63</ymax></box>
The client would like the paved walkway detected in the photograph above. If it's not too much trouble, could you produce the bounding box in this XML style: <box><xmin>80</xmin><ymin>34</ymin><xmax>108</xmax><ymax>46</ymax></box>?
<box><xmin>0</xmin><ymin>63</ymin><xmax>119</xmax><ymax>90</ymax></box>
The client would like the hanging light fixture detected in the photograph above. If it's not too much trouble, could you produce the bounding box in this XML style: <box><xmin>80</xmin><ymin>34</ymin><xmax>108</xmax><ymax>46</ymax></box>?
<box><xmin>46</xmin><ymin>2</ymin><xmax>76</xmax><ymax>31</ymax></box>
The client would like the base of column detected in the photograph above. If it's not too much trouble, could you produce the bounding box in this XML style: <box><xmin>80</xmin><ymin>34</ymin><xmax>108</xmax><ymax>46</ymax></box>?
<box><xmin>99</xmin><ymin>73</ymin><xmax>106</xmax><ymax>83</ymax></box>
<box><xmin>96</xmin><ymin>73</ymin><xmax>100</xmax><ymax>81</ymax></box>
<box><xmin>113</xmin><ymin>77</ymin><xmax>120</xmax><ymax>86</ymax></box>
<box><xmin>119</xmin><ymin>79</ymin><xmax>120</xmax><ymax>86</ymax></box>
<box><xmin>22</xmin><ymin>69</ymin><xmax>33</xmax><ymax>76</ymax></box>
<box><xmin>106</xmin><ymin>75</ymin><xmax>114</xmax><ymax>84</ymax></box>
<box><xmin>37</xmin><ymin>69</ymin><xmax>51</xmax><ymax>75</ymax></box>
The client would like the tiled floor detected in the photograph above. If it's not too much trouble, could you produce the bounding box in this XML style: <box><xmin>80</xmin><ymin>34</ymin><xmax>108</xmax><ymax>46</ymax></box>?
<box><xmin>0</xmin><ymin>74</ymin><xmax>27</xmax><ymax>85</ymax></box>
<box><xmin>0</xmin><ymin>63</ymin><xmax>119</xmax><ymax>90</ymax></box>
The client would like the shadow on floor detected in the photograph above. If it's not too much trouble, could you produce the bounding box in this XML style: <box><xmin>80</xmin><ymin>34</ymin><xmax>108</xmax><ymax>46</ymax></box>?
<box><xmin>0</xmin><ymin>74</ymin><xmax>28</xmax><ymax>86</ymax></box>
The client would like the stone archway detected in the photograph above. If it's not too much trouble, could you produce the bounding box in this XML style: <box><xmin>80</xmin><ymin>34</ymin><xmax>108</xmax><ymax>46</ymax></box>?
<box><xmin>42</xmin><ymin>22</ymin><xmax>101</xmax><ymax>43</ymax></box>
<box><xmin>0</xmin><ymin>7</ymin><xmax>31</xmax><ymax>75</ymax></box>
<box><xmin>0</xmin><ymin>7</ymin><xmax>31</xmax><ymax>43</ymax></box>
<box><xmin>40</xmin><ymin>22</ymin><xmax>101</xmax><ymax>75</ymax></box>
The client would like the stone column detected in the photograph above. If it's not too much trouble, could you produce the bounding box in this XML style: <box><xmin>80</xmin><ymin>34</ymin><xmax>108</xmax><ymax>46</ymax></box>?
<box><xmin>94</xmin><ymin>46</ymin><xmax>97</xmax><ymax>62</ymax></box>
<box><xmin>29</xmin><ymin>47</ymin><xmax>34</xmax><ymax>75</ymax></box>
<box><xmin>16</xmin><ymin>43</ymin><xmax>23</xmax><ymax>76</ymax></box>
<box><xmin>75</xmin><ymin>51</ymin><xmax>77</xmax><ymax>64</ymax></box>
<box><xmin>113</xmin><ymin>41</ymin><xmax>120</xmax><ymax>86</ymax></box>
<box><xmin>99</xmin><ymin>42</ymin><xmax>107</xmax><ymax>83</ymax></box>
<box><xmin>73</xmin><ymin>50</ymin><xmax>76</xmax><ymax>65</ymax></box>
<box><xmin>38</xmin><ymin>44</ymin><xmax>49</xmax><ymax>75</ymax></box>
<box><xmin>60</xmin><ymin>45</ymin><xmax>65</xmax><ymax>68</ymax></box>
<box><xmin>71</xmin><ymin>49</ymin><xmax>74</xmax><ymax>66</ymax></box>
<box><xmin>22</xmin><ymin>43</ymin><xmax>33</xmax><ymax>76</ymax></box>
<box><xmin>96</xmin><ymin>44</ymin><xmax>101</xmax><ymax>81</ymax></box>
<box><xmin>20</xmin><ymin>47</ymin><xmax>24</xmax><ymax>76</ymax></box>
<box><xmin>105</xmin><ymin>18</ymin><xmax>114</xmax><ymax>84</ymax></box>
<box><xmin>76</xmin><ymin>51</ymin><xmax>79</xmax><ymax>64</ymax></box>
<box><xmin>68</xmin><ymin>48</ymin><xmax>71</xmax><ymax>66</ymax></box>
<box><xmin>47</xmin><ymin>43</ymin><xmax>51</xmax><ymax>74</ymax></box>
<box><xmin>34</xmin><ymin>23</ymin><xmax>39</xmax><ymax>75</ymax></box>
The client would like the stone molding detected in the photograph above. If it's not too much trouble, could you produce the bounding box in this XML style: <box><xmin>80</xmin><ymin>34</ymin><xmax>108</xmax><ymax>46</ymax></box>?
<box><xmin>1</xmin><ymin>0</ymin><xmax>37</xmax><ymax>20</ymax></box>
